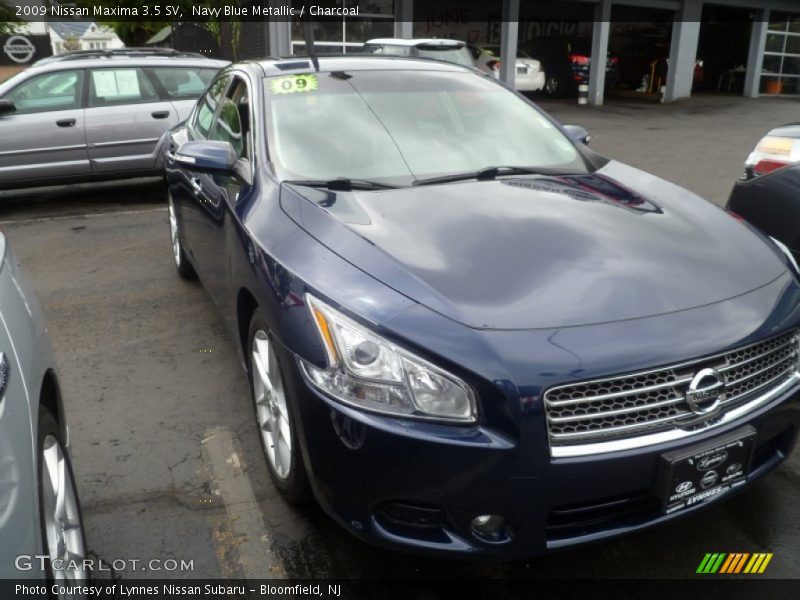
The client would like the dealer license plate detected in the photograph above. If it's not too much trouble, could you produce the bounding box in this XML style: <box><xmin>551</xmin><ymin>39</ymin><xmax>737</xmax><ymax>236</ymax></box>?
<box><xmin>659</xmin><ymin>426</ymin><xmax>755</xmax><ymax>514</ymax></box>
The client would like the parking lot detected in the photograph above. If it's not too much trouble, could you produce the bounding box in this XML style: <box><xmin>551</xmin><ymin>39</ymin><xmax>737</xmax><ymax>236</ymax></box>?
<box><xmin>1</xmin><ymin>95</ymin><xmax>800</xmax><ymax>581</ymax></box>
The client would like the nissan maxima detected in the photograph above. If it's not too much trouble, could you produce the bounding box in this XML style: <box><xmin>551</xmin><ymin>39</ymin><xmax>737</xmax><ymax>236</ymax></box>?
<box><xmin>162</xmin><ymin>56</ymin><xmax>800</xmax><ymax>558</ymax></box>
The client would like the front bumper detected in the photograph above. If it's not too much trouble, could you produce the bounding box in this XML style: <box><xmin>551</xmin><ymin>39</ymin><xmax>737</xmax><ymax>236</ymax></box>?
<box><xmin>286</xmin><ymin>344</ymin><xmax>800</xmax><ymax>559</ymax></box>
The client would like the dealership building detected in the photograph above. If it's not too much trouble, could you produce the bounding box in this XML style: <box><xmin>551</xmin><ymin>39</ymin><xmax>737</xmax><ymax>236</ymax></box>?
<box><xmin>4</xmin><ymin>0</ymin><xmax>800</xmax><ymax>105</ymax></box>
<box><xmin>253</xmin><ymin>0</ymin><xmax>800</xmax><ymax>104</ymax></box>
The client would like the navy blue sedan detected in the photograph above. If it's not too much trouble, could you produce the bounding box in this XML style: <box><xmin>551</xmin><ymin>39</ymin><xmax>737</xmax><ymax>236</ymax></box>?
<box><xmin>162</xmin><ymin>56</ymin><xmax>800</xmax><ymax>558</ymax></box>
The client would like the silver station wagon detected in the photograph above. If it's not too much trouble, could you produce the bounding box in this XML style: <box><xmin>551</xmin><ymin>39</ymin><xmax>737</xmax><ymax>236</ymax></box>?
<box><xmin>0</xmin><ymin>49</ymin><xmax>228</xmax><ymax>189</ymax></box>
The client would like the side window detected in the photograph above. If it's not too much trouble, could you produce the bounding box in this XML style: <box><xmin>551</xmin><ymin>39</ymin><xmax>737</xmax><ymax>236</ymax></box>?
<box><xmin>193</xmin><ymin>76</ymin><xmax>229</xmax><ymax>139</ymax></box>
<box><xmin>149</xmin><ymin>67</ymin><xmax>219</xmax><ymax>100</ymax></box>
<box><xmin>88</xmin><ymin>68</ymin><xmax>159</xmax><ymax>107</ymax></box>
<box><xmin>209</xmin><ymin>77</ymin><xmax>251</xmax><ymax>161</ymax></box>
<box><xmin>5</xmin><ymin>70</ymin><xmax>83</xmax><ymax>114</ymax></box>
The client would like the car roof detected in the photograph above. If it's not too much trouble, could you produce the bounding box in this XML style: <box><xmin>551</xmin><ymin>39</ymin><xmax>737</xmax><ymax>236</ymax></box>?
<box><xmin>364</xmin><ymin>38</ymin><xmax>466</xmax><ymax>47</ymax></box>
<box><xmin>255</xmin><ymin>55</ymin><xmax>475</xmax><ymax>77</ymax></box>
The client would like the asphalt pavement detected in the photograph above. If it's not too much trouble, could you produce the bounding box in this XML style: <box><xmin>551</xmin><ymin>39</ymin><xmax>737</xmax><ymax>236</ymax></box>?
<box><xmin>1</xmin><ymin>95</ymin><xmax>799</xmax><ymax>582</ymax></box>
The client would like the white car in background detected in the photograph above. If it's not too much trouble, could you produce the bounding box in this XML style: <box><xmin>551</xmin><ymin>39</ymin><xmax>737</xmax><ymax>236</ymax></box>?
<box><xmin>361</xmin><ymin>38</ymin><xmax>475</xmax><ymax>69</ymax></box>
<box><xmin>469</xmin><ymin>44</ymin><xmax>546</xmax><ymax>92</ymax></box>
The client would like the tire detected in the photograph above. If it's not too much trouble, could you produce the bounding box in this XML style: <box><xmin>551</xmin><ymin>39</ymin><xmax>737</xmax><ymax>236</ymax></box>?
<box><xmin>248</xmin><ymin>309</ymin><xmax>312</xmax><ymax>504</ymax></box>
<box><xmin>167</xmin><ymin>190</ymin><xmax>197</xmax><ymax>280</ymax></box>
<box><xmin>37</xmin><ymin>408</ymin><xmax>88</xmax><ymax>591</ymax></box>
<box><xmin>544</xmin><ymin>75</ymin><xmax>561</xmax><ymax>97</ymax></box>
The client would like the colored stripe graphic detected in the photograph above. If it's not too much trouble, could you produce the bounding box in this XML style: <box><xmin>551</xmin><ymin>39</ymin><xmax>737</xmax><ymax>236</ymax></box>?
<box><xmin>744</xmin><ymin>553</ymin><xmax>774</xmax><ymax>574</ymax></box>
<box><xmin>697</xmin><ymin>553</ymin><xmax>727</xmax><ymax>573</ymax></box>
<box><xmin>720</xmin><ymin>553</ymin><xmax>748</xmax><ymax>573</ymax></box>
<box><xmin>719</xmin><ymin>554</ymin><xmax>736</xmax><ymax>574</ymax></box>
<box><xmin>733</xmin><ymin>553</ymin><xmax>750</xmax><ymax>574</ymax></box>
<box><xmin>697</xmin><ymin>552</ymin><xmax>773</xmax><ymax>574</ymax></box>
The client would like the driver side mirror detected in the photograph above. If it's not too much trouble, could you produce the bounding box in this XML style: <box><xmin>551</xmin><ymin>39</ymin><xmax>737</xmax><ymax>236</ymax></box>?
<box><xmin>174</xmin><ymin>141</ymin><xmax>237</xmax><ymax>173</ymax></box>
<box><xmin>563</xmin><ymin>124</ymin><xmax>591</xmax><ymax>145</ymax></box>
<box><xmin>0</xmin><ymin>99</ymin><xmax>16</xmax><ymax>116</ymax></box>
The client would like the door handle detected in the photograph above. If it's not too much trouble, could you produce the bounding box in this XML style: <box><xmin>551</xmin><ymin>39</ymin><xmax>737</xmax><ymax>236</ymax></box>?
<box><xmin>56</xmin><ymin>118</ymin><xmax>76</xmax><ymax>127</ymax></box>
<box><xmin>151</xmin><ymin>110</ymin><xmax>170</xmax><ymax>119</ymax></box>
<box><xmin>165</xmin><ymin>146</ymin><xmax>176</xmax><ymax>162</ymax></box>
<box><xmin>190</xmin><ymin>177</ymin><xmax>203</xmax><ymax>195</ymax></box>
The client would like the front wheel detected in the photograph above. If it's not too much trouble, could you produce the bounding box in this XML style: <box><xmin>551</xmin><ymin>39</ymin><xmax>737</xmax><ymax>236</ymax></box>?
<box><xmin>248</xmin><ymin>309</ymin><xmax>312</xmax><ymax>504</ymax></box>
<box><xmin>167</xmin><ymin>191</ymin><xmax>196</xmax><ymax>280</ymax></box>
<box><xmin>37</xmin><ymin>408</ymin><xmax>88</xmax><ymax>592</ymax></box>
<box><xmin>544</xmin><ymin>75</ymin><xmax>561</xmax><ymax>96</ymax></box>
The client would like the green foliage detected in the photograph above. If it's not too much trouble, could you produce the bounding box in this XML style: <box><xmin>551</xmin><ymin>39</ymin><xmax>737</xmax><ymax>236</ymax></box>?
<box><xmin>0</xmin><ymin>1</ymin><xmax>21</xmax><ymax>36</ymax></box>
<box><xmin>62</xmin><ymin>35</ymin><xmax>81</xmax><ymax>51</ymax></box>
<box><xmin>100</xmin><ymin>21</ymin><xmax>164</xmax><ymax>47</ymax></box>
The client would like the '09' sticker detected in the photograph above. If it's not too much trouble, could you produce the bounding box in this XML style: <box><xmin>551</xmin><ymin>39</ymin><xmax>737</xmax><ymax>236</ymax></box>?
<box><xmin>270</xmin><ymin>74</ymin><xmax>319</xmax><ymax>95</ymax></box>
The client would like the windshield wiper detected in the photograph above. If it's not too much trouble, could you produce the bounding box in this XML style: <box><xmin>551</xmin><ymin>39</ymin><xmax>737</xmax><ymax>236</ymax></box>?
<box><xmin>412</xmin><ymin>166</ymin><xmax>566</xmax><ymax>187</ymax></box>
<box><xmin>284</xmin><ymin>178</ymin><xmax>398</xmax><ymax>191</ymax></box>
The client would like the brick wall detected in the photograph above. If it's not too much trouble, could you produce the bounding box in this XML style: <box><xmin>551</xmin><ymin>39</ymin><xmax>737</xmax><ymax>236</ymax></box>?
<box><xmin>0</xmin><ymin>65</ymin><xmax>25</xmax><ymax>83</ymax></box>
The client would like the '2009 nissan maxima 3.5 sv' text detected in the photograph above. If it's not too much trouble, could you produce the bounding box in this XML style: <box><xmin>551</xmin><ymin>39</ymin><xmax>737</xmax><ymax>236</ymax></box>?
<box><xmin>161</xmin><ymin>56</ymin><xmax>800</xmax><ymax>558</ymax></box>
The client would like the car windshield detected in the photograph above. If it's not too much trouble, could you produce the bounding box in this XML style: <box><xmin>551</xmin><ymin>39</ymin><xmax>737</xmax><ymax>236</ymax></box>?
<box><xmin>264</xmin><ymin>70</ymin><xmax>585</xmax><ymax>186</ymax></box>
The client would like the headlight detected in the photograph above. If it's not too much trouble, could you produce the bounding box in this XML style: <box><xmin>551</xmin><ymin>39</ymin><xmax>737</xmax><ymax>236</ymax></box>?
<box><xmin>300</xmin><ymin>294</ymin><xmax>477</xmax><ymax>423</ymax></box>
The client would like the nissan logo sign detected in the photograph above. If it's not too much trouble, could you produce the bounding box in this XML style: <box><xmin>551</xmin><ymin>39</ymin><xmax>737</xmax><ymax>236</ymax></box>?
<box><xmin>3</xmin><ymin>35</ymin><xmax>36</xmax><ymax>64</ymax></box>
<box><xmin>686</xmin><ymin>367</ymin><xmax>725</xmax><ymax>416</ymax></box>
<box><xmin>699</xmin><ymin>470</ymin><xmax>719</xmax><ymax>490</ymax></box>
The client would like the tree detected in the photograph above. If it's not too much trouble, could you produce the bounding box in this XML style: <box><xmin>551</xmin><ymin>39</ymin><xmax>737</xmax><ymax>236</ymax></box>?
<box><xmin>0</xmin><ymin>0</ymin><xmax>22</xmax><ymax>36</ymax></box>
<box><xmin>62</xmin><ymin>35</ymin><xmax>81</xmax><ymax>52</ymax></box>
<box><xmin>70</xmin><ymin>0</ymin><xmax>241</xmax><ymax>52</ymax></box>
<box><xmin>98</xmin><ymin>21</ymin><xmax>164</xmax><ymax>47</ymax></box>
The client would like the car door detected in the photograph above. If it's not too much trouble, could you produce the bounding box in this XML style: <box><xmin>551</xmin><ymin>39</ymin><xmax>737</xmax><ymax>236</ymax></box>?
<box><xmin>0</xmin><ymin>68</ymin><xmax>89</xmax><ymax>186</ymax></box>
<box><xmin>165</xmin><ymin>74</ymin><xmax>230</xmax><ymax>277</ymax></box>
<box><xmin>189</xmin><ymin>75</ymin><xmax>254</xmax><ymax>307</ymax></box>
<box><xmin>84</xmin><ymin>66</ymin><xmax>178</xmax><ymax>173</ymax></box>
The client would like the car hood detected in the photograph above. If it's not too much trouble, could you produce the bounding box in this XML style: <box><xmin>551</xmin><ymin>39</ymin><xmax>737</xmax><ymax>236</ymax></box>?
<box><xmin>280</xmin><ymin>161</ymin><xmax>787</xmax><ymax>330</ymax></box>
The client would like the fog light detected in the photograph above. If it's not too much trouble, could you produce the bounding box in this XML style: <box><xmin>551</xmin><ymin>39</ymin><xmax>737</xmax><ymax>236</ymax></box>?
<box><xmin>470</xmin><ymin>514</ymin><xmax>508</xmax><ymax>543</ymax></box>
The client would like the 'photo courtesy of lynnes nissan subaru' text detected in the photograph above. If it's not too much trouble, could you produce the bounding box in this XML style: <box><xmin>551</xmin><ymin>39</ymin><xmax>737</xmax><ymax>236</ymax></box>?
<box><xmin>2</xmin><ymin>0</ymin><xmax>800</xmax><ymax>597</ymax></box>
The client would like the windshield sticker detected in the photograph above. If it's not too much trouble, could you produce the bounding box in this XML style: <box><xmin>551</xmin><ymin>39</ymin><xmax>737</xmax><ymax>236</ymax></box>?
<box><xmin>270</xmin><ymin>74</ymin><xmax>318</xmax><ymax>95</ymax></box>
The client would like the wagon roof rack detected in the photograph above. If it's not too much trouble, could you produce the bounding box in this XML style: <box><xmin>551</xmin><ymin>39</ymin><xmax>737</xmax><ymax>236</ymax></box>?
<box><xmin>35</xmin><ymin>48</ymin><xmax>210</xmax><ymax>65</ymax></box>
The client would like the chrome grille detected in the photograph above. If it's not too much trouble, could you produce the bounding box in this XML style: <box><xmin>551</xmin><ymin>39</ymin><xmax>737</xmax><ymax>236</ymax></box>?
<box><xmin>544</xmin><ymin>330</ymin><xmax>799</xmax><ymax>452</ymax></box>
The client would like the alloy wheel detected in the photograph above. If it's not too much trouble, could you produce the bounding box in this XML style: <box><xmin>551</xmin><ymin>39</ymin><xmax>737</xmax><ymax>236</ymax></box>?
<box><xmin>41</xmin><ymin>434</ymin><xmax>86</xmax><ymax>588</ymax></box>
<box><xmin>545</xmin><ymin>76</ymin><xmax>559</xmax><ymax>96</ymax></box>
<box><xmin>251</xmin><ymin>330</ymin><xmax>293</xmax><ymax>480</ymax></box>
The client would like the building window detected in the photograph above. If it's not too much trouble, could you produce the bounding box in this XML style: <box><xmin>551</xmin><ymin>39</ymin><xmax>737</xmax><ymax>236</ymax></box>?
<box><xmin>762</xmin><ymin>12</ymin><xmax>800</xmax><ymax>95</ymax></box>
<box><xmin>290</xmin><ymin>0</ymin><xmax>395</xmax><ymax>55</ymax></box>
